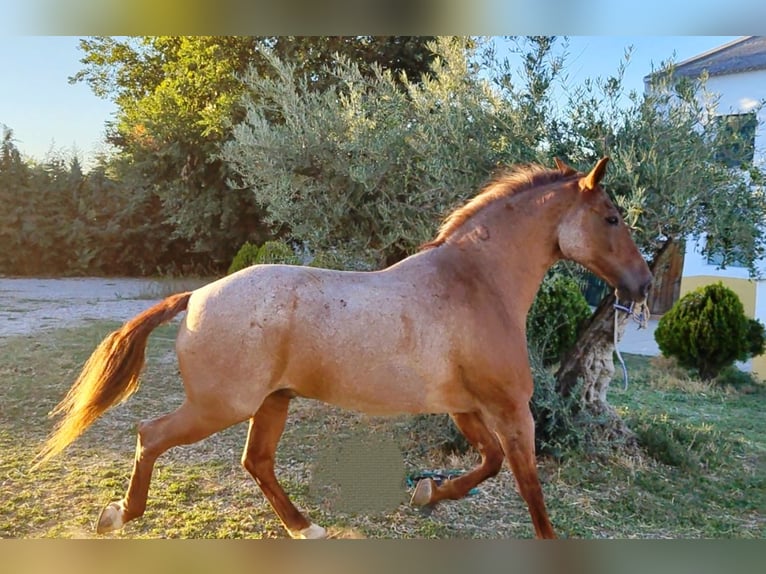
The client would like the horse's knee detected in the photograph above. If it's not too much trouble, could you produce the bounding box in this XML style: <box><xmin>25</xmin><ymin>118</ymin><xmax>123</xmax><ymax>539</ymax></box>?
<box><xmin>241</xmin><ymin>452</ymin><xmax>258</xmax><ymax>476</ymax></box>
<box><xmin>136</xmin><ymin>419</ymin><xmax>152</xmax><ymax>440</ymax></box>
<box><xmin>136</xmin><ymin>419</ymin><xmax>161</xmax><ymax>460</ymax></box>
<box><xmin>484</xmin><ymin>446</ymin><xmax>504</xmax><ymax>477</ymax></box>
<box><xmin>241</xmin><ymin>450</ymin><xmax>274</xmax><ymax>479</ymax></box>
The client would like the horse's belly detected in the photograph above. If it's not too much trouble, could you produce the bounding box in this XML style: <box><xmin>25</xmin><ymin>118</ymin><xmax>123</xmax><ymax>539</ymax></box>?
<box><xmin>284</xmin><ymin>305</ymin><xmax>473</xmax><ymax>415</ymax></box>
<box><xmin>296</xmin><ymin>358</ymin><xmax>471</xmax><ymax>416</ymax></box>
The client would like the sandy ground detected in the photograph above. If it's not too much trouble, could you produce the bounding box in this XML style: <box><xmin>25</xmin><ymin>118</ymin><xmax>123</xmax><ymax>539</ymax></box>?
<box><xmin>0</xmin><ymin>276</ymin><xmax>661</xmax><ymax>355</ymax></box>
<box><xmin>619</xmin><ymin>319</ymin><xmax>660</xmax><ymax>356</ymax></box>
<box><xmin>0</xmin><ymin>277</ymin><xmax>167</xmax><ymax>339</ymax></box>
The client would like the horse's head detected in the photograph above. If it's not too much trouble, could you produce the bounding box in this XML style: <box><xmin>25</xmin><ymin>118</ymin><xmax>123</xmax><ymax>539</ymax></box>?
<box><xmin>556</xmin><ymin>157</ymin><xmax>652</xmax><ymax>302</ymax></box>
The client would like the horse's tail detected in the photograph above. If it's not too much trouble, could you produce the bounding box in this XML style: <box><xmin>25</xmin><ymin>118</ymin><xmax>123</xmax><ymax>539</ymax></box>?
<box><xmin>33</xmin><ymin>291</ymin><xmax>193</xmax><ymax>469</ymax></box>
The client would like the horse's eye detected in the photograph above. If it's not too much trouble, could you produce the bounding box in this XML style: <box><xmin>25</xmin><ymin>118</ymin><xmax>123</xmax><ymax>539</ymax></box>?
<box><xmin>605</xmin><ymin>215</ymin><xmax>619</xmax><ymax>226</ymax></box>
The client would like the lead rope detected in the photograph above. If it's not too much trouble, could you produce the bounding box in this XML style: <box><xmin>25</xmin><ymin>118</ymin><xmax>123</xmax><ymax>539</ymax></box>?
<box><xmin>613</xmin><ymin>298</ymin><xmax>651</xmax><ymax>389</ymax></box>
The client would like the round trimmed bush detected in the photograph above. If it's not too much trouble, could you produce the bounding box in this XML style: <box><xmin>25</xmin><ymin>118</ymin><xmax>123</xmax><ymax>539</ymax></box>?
<box><xmin>654</xmin><ymin>282</ymin><xmax>764</xmax><ymax>380</ymax></box>
<box><xmin>527</xmin><ymin>275</ymin><xmax>592</xmax><ymax>366</ymax></box>
<box><xmin>228</xmin><ymin>241</ymin><xmax>261</xmax><ymax>274</ymax></box>
<box><xmin>228</xmin><ymin>240</ymin><xmax>299</xmax><ymax>274</ymax></box>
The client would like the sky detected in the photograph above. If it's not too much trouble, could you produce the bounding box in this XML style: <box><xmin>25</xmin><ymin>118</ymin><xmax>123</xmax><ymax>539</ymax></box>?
<box><xmin>0</xmin><ymin>35</ymin><xmax>742</xmax><ymax>170</ymax></box>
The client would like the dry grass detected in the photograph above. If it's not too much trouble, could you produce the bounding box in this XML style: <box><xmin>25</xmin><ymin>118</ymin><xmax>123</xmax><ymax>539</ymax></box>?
<box><xmin>1</xmin><ymin>322</ymin><xmax>763</xmax><ymax>539</ymax></box>
<box><xmin>644</xmin><ymin>356</ymin><xmax>709</xmax><ymax>392</ymax></box>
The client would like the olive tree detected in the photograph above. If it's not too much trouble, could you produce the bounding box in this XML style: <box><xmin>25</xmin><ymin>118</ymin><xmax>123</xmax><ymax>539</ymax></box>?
<box><xmin>222</xmin><ymin>37</ymin><xmax>552</xmax><ymax>266</ymax></box>
<box><xmin>553</xmin><ymin>60</ymin><xmax>766</xmax><ymax>430</ymax></box>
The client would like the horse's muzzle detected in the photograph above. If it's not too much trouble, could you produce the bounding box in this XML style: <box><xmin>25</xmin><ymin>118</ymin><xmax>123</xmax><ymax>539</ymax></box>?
<box><xmin>617</xmin><ymin>273</ymin><xmax>653</xmax><ymax>303</ymax></box>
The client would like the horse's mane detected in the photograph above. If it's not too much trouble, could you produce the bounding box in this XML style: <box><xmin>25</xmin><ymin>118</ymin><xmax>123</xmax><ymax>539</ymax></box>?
<box><xmin>421</xmin><ymin>164</ymin><xmax>569</xmax><ymax>250</ymax></box>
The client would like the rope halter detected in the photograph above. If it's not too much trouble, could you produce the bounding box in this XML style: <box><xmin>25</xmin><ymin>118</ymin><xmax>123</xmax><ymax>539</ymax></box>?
<box><xmin>613</xmin><ymin>298</ymin><xmax>650</xmax><ymax>390</ymax></box>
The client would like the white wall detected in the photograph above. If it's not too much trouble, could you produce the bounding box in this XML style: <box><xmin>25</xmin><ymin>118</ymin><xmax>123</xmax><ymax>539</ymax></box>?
<box><xmin>682</xmin><ymin>68</ymin><xmax>766</xmax><ymax>279</ymax></box>
<box><xmin>683</xmin><ymin>235</ymin><xmax>757</xmax><ymax>278</ymax></box>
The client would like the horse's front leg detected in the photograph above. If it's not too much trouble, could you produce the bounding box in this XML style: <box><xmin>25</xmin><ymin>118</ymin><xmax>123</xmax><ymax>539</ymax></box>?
<box><xmin>410</xmin><ymin>411</ymin><xmax>504</xmax><ymax>506</ymax></box>
<box><xmin>489</xmin><ymin>400</ymin><xmax>556</xmax><ymax>539</ymax></box>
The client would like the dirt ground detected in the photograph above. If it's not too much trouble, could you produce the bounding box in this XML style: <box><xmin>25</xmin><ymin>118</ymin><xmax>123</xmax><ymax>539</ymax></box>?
<box><xmin>0</xmin><ymin>277</ymin><xmax>167</xmax><ymax>339</ymax></box>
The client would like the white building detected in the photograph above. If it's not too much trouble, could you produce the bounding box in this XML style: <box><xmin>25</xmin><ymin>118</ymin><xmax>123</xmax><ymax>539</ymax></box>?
<box><xmin>655</xmin><ymin>37</ymin><xmax>766</xmax><ymax>376</ymax></box>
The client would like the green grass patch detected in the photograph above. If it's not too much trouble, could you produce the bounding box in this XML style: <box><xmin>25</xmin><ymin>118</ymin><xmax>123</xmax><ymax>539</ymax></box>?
<box><xmin>2</xmin><ymin>323</ymin><xmax>763</xmax><ymax>538</ymax></box>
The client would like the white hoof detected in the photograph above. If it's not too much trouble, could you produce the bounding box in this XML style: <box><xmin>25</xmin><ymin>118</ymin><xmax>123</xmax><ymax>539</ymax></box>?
<box><xmin>96</xmin><ymin>501</ymin><xmax>126</xmax><ymax>534</ymax></box>
<box><xmin>410</xmin><ymin>478</ymin><xmax>434</xmax><ymax>506</ymax></box>
<box><xmin>290</xmin><ymin>523</ymin><xmax>327</xmax><ymax>539</ymax></box>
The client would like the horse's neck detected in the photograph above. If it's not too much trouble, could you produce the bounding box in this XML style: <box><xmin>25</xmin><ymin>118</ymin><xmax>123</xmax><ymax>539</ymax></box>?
<box><xmin>449</xmin><ymin>191</ymin><xmax>565</xmax><ymax>317</ymax></box>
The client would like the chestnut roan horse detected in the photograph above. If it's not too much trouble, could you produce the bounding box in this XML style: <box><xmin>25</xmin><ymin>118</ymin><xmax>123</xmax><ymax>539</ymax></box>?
<box><xmin>36</xmin><ymin>157</ymin><xmax>651</xmax><ymax>539</ymax></box>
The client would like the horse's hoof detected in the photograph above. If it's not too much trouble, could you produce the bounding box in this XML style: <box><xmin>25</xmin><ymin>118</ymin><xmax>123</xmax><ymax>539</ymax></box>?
<box><xmin>290</xmin><ymin>523</ymin><xmax>327</xmax><ymax>539</ymax></box>
<box><xmin>96</xmin><ymin>501</ymin><xmax>126</xmax><ymax>534</ymax></box>
<box><xmin>410</xmin><ymin>478</ymin><xmax>435</xmax><ymax>506</ymax></box>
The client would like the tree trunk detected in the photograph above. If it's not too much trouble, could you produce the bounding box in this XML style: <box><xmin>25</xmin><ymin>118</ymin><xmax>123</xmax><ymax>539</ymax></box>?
<box><xmin>554</xmin><ymin>239</ymin><xmax>676</xmax><ymax>439</ymax></box>
<box><xmin>555</xmin><ymin>293</ymin><xmax>630</xmax><ymax>415</ymax></box>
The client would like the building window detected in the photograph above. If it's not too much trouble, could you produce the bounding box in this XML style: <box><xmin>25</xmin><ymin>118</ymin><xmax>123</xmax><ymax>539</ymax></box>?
<box><xmin>713</xmin><ymin>112</ymin><xmax>757</xmax><ymax>168</ymax></box>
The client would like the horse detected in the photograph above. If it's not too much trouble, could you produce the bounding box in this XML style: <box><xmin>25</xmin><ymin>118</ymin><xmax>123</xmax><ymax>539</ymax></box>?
<box><xmin>35</xmin><ymin>157</ymin><xmax>651</xmax><ymax>539</ymax></box>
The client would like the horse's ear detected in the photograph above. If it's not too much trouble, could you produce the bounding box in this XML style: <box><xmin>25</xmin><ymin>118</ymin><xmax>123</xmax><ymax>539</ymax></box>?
<box><xmin>579</xmin><ymin>157</ymin><xmax>610</xmax><ymax>191</ymax></box>
<box><xmin>554</xmin><ymin>157</ymin><xmax>577</xmax><ymax>176</ymax></box>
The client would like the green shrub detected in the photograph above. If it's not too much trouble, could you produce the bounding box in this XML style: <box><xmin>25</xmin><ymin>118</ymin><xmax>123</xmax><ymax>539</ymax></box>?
<box><xmin>529</xmin><ymin>353</ymin><xmax>586</xmax><ymax>459</ymax></box>
<box><xmin>308</xmin><ymin>249</ymin><xmax>375</xmax><ymax>271</ymax></box>
<box><xmin>228</xmin><ymin>240</ymin><xmax>299</xmax><ymax>274</ymax></box>
<box><xmin>527</xmin><ymin>275</ymin><xmax>592</xmax><ymax>366</ymax></box>
<box><xmin>256</xmin><ymin>240</ymin><xmax>300</xmax><ymax>265</ymax></box>
<box><xmin>228</xmin><ymin>241</ymin><xmax>262</xmax><ymax>274</ymax></box>
<box><xmin>307</xmin><ymin>251</ymin><xmax>345</xmax><ymax>271</ymax></box>
<box><xmin>746</xmin><ymin>318</ymin><xmax>766</xmax><ymax>358</ymax></box>
<box><xmin>654</xmin><ymin>282</ymin><xmax>762</xmax><ymax>380</ymax></box>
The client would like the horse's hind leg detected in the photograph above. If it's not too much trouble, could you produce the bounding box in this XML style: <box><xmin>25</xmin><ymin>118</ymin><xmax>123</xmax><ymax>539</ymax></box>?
<box><xmin>241</xmin><ymin>390</ymin><xmax>326</xmax><ymax>539</ymax></box>
<box><xmin>411</xmin><ymin>412</ymin><xmax>504</xmax><ymax>506</ymax></box>
<box><xmin>96</xmin><ymin>400</ymin><xmax>241</xmax><ymax>534</ymax></box>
